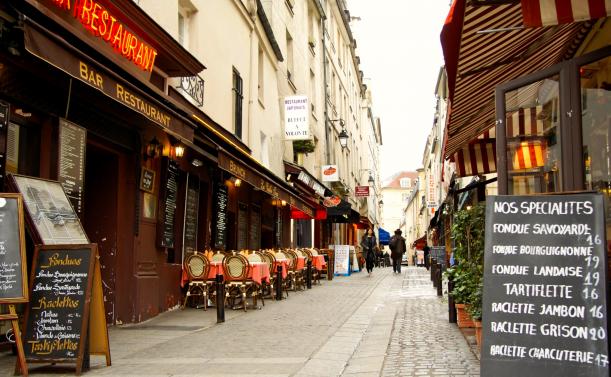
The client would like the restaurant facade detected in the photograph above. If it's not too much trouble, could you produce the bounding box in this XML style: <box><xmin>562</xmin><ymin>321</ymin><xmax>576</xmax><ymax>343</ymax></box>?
<box><xmin>0</xmin><ymin>0</ymin><xmax>314</xmax><ymax>324</ymax></box>
<box><xmin>441</xmin><ymin>0</ymin><xmax>610</xmax><ymax>272</ymax></box>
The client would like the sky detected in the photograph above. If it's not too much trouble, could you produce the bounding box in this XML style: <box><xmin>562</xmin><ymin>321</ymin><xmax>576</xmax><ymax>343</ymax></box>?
<box><xmin>348</xmin><ymin>1</ymin><xmax>451</xmax><ymax>180</ymax></box>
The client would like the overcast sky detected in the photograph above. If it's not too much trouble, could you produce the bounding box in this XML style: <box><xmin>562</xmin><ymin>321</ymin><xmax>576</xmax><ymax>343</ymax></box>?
<box><xmin>348</xmin><ymin>1</ymin><xmax>451</xmax><ymax>180</ymax></box>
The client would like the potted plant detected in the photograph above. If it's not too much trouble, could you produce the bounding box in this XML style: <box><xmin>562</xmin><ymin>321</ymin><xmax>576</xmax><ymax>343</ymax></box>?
<box><xmin>450</xmin><ymin>263</ymin><xmax>476</xmax><ymax>328</ymax></box>
<box><xmin>293</xmin><ymin>139</ymin><xmax>316</xmax><ymax>154</ymax></box>
<box><xmin>468</xmin><ymin>281</ymin><xmax>483</xmax><ymax>347</ymax></box>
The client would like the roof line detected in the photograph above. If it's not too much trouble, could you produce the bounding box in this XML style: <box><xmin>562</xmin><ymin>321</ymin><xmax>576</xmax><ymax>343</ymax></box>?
<box><xmin>256</xmin><ymin>0</ymin><xmax>284</xmax><ymax>62</ymax></box>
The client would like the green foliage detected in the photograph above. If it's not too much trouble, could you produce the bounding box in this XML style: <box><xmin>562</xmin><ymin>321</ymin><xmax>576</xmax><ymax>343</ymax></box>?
<box><xmin>293</xmin><ymin>139</ymin><xmax>316</xmax><ymax>154</ymax></box>
<box><xmin>449</xmin><ymin>203</ymin><xmax>486</xmax><ymax>317</ymax></box>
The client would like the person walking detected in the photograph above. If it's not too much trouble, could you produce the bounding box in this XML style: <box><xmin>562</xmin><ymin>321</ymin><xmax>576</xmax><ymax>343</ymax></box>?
<box><xmin>360</xmin><ymin>227</ymin><xmax>377</xmax><ymax>277</ymax></box>
<box><xmin>423</xmin><ymin>245</ymin><xmax>431</xmax><ymax>270</ymax></box>
<box><xmin>389</xmin><ymin>229</ymin><xmax>406</xmax><ymax>274</ymax></box>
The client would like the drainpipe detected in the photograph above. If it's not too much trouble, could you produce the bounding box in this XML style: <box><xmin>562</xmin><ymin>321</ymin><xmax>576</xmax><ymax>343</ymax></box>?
<box><xmin>321</xmin><ymin>14</ymin><xmax>330</xmax><ymax>165</ymax></box>
<box><xmin>247</xmin><ymin>0</ymin><xmax>257</xmax><ymax>153</ymax></box>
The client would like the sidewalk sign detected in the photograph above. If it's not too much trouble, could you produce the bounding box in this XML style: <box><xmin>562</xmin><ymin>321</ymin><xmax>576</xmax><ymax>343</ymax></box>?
<box><xmin>482</xmin><ymin>194</ymin><xmax>608</xmax><ymax>377</ymax></box>
<box><xmin>350</xmin><ymin>246</ymin><xmax>360</xmax><ymax>272</ymax></box>
<box><xmin>333</xmin><ymin>245</ymin><xmax>350</xmax><ymax>276</ymax></box>
<box><xmin>0</xmin><ymin>194</ymin><xmax>29</xmax><ymax>375</ymax></box>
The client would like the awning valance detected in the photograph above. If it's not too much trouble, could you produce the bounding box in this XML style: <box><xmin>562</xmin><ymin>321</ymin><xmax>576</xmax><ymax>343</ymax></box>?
<box><xmin>441</xmin><ymin>0</ymin><xmax>593</xmax><ymax>159</ymax></box>
<box><xmin>326</xmin><ymin>200</ymin><xmax>360</xmax><ymax>223</ymax></box>
<box><xmin>521</xmin><ymin>0</ymin><xmax>611</xmax><ymax>27</ymax></box>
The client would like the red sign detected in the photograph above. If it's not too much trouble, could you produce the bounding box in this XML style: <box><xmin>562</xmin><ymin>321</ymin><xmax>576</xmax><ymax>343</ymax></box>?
<box><xmin>355</xmin><ymin>186</ymin><xmax>370</xmax><ymax>197</ymax></box>
<box><xmin>50</xmin><ymin>0</ymin><xmax>158</xmax><ymax>72</ymax></box>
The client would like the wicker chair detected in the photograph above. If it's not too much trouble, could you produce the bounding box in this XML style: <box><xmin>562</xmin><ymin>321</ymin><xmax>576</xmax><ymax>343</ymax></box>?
<box><xmin>246</xmin><ymin>253</ymin><xmax>265</xmax><ymax>307</ymax></box>
<box><xmin>182</xmin><ymin>252</ymin><xmax>212</xmax><ymax>310</ymax></box>
<box><xmin>256</xmin><ymin>251</ymin><xmax>279</xmax><ymax>299</ymax></box>
<box><xmin>273</xmin><ymin>250</ymin><xmax>291</xmax><ymax>298</ymax></box>
<box><xmin>284</xmin><ymin>249</ymin><xmax>305</xmax><ymax>291</ymax></box>
<box><xmin>222</xmin><ymin>253</ymin><xmax>258</xmax><ymax>311</ymax></box>
<box><xmin>301</xmin><ymin>248</ymin><xmax>320</xmax><ymax>285</ymax></box>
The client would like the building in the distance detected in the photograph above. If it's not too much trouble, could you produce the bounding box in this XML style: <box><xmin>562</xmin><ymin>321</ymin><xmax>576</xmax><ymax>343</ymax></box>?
<box><xmin>381</xmin><ymin>171</ymin><xmax>418</xmax><ymax>234</ymax></box>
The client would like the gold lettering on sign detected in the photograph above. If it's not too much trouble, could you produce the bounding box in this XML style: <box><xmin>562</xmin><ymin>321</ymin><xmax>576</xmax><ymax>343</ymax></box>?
<box><xmin>79</xmin><ymin>61</ymin><xmax>104</xmax><ymax>89</ymax></box>
<box><xmin>41</xmin><ymin>253</ymin><xmax>82</xmax><ymax>268</ymax></box>
<box><xmin>115</xmin><ymin>84</ymin><xmax>171</xmax><ymax>127</ymax></box>
<box><xmin>228</xmin><ymin>160</ymin><xmax>246</xmax><ymax>180</ymax></box>
<box><xmin>301</xmin><ymin>205</ymin><xmax>314</xmax><ymax>217</ymax></box>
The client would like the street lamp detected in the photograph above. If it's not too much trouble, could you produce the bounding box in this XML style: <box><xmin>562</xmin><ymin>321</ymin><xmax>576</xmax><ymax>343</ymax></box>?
<box><xmin>367</xmin><ymin>173</ymin><xmax>375</xmax><ymax>185</ymax></box>
<box><xmin>330</xmin><ymin>119</ymin><xmax>349</xmax><ymax>150</ymax></box>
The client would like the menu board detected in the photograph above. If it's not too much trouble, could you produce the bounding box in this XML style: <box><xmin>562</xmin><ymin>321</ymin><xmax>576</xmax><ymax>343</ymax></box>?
<box><xmin>23</xmin><ymin>245</ymin><xmax>96</xmax><ymax>364</ymax></box>
<box><xmin>0</xmin><ymin>194</ymin><xmax>27</xmax><ymax>302</ymax></box>
<box><xmin>333</xmin><ymin>245</ymin><xmax>350</xmax><ymax>276</ymax></box>
<box><xmin>183</xmin><ymin>175</ymin><xmax>199</xmax><ymax>256</ymax></box>
<box><xmin>213</xmin><ymin>183</ymin><xmax>228</xmax><ymax>250</ymax></box>
<box><xmin>58</xmin><ymin>119</ymin><xmax>86</xmax><ymax>217</ymax></box>
<box><xmin>157</xmin><ymin>158</ymin><xmax>179</xmax><ymax>248</ymax></box>
<box><xmin>237</xmin><ymin>203</ymin><xmax>248</xmax><ymax>250</ymax></box>
<box><xmin>275</xmin><ymin>208</ymin><xmax>283</xmax><ymax>248</ymax></box>
<box><xmin>482</xmin><ymin>194</ymin><xmax>609</xmax><ymax>377</ymax></box>
<box><xmin>249</xmin><ymin>205</ymin><xmax>261</xmax><ymax>250</ymax></box>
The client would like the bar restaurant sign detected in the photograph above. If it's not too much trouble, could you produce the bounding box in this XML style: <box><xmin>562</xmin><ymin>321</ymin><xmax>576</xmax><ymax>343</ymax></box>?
<box><xmin>284</xmin><ymin>95</ymin><xmax>310</xmax><ymax>140</ymax></box>
<box><xmin>40</xmin><ymin>0</ymin><xmax>158</xmax><ymax>73</ymax></box>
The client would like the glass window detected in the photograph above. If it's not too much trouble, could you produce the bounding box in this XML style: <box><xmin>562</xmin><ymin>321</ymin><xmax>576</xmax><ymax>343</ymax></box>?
<box><xmin>400</xmin><ymin>178</ymin><xmax>410</xmax><ymax>188</ymax></box>
<box><xmin>579</xmin><ymin>55</ymin><xmax>610</xmax><ymax>274</ymax></box>
<box><xmin>505</xmin><ymin>75</ymin><xmax>561</xmax><ymax>194</ymax></box>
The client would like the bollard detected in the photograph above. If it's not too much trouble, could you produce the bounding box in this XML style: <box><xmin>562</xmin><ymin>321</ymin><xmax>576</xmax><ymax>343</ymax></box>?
<box><xmin>275</xmin><ymin>265</ymin><xmax>283</xmax><ymax>300</ymax></box>
<box><xmin>448</xmin><ymin>275</ymin><xmax>457</xmax><ymax>323</ymax></box>
<box><xmin>216</xmin><ymin>274</ymin><xmax>225</xmax><ymax>323</ymax></box>
<box><xmin>436</xmin><ymin>263</ymin><xmax>443</xmax><ymax>296</ymax></box>
<box><xmin>430</xmin><ymin>258</ymin><xmax>437</xmax><ymax>284</ymax></box>
<box><xmin>306</xmin><ymin>260</ymin><xmax>312</xmax><ymax>289</ymax></box>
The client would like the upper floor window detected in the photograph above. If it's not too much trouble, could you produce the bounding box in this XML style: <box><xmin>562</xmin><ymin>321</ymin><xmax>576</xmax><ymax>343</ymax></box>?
<box><xmin>402</xmin><ymin>193</ymin><xmax>410</xmax><ymax>202</ymax></box>
<box><xmin>400</xmin><ymin>178</ymin><xmax>410</xmax><ymax>188</ymax></box>
<box><xmin>258</xmin><ymin>47</ymin><xmax>264</xmax><ymax>103</ymax></box>
<box><xmin>178</xmin><ymin>0</ymin><xmax>196</xmax><ymax>48</ymax></box>
<box><xmin>232</xmin><ymin>68</ymin><xmax>243</xmax><ymax>139</ymax></box>
<box><xmin>286</xmin><ymin>30</ymin><xmax>294</xmax><ymax>84</ymax></box>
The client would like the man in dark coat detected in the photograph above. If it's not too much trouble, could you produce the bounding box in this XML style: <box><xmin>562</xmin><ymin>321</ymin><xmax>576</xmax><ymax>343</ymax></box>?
<box><xmin>389</xmin><ymin>229</ymin><xmax>407</xmax><ymax>274</ymax></box>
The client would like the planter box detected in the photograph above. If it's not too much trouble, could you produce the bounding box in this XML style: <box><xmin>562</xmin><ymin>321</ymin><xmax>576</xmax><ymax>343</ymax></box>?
<box><xmin>455</xmin><ymin>303</ymin><xmax>475</xmax><ymax>328</ymax></box>
<box><xmin>474</xmin><ymin>319</ymin><xmax>482</xmax><ymax>349</ymax></box>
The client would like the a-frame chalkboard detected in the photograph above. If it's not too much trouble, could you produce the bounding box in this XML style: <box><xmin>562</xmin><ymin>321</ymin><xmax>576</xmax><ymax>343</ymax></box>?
<box><xmin>22</xmin><ymin>244</ymin><xmax>97</xmax><ymax>375</ymax></box>
<box><xmin>0</xmin><ymin>193</ymin><xmax>29</xmax><ymax>375</ymax></box>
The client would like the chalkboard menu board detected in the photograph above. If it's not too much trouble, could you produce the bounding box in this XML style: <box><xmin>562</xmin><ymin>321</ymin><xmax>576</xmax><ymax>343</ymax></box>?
<box><xmin>249</xmin><ymin>205</ymin><xmax>261</xmax><ymax>250</ymax></box>
<box><xmin>183</xmin><ymin>174</ymin><xmax>199</xmax><ymax>257</ymax></box>
<box><xmin>213</xmin><ymin>183</ymin><xmax>228</xmax><ymax>250</ymax></box>
<box><xmin>275</xmin><ymin>208</ymin><xmax>283</xmax><ymax>248</ymax></box>
<box><xmin>0</xmin><ymin>194</ymin><xmax>27</xmax><ymax>302</ymax></box>
<box><xmin>237</xmin><ymin>203</ymin><xmax>248</xmax><ymax>250</ymax></box>
<box><xmin>23</xmin><ymin>244</ymin><xmax>96</xmax><ymax>365</ymax></box>
<box><xmin>58</xmin><ymin>119</ymin><xmax>86</xmax><ymax>217</ymax></box>
<box><xmin>482</xmin><ymin>194</ymin><xmax>609</xmax><ymax>377</ymax></box>
<box><xmin>157</xmin><ymin>158</ymin><xmax>179</xmax><ymax>248</ymax></box>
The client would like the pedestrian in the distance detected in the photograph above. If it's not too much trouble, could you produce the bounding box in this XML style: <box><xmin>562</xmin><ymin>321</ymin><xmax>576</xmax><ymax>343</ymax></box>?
<box><xmin>423</xmin><ymin>245</ymin><xmax>431</xmax><ymax>270</ymax></box>
<box><xmin>360</xmin><ymin>227</ymin><xmax>377</xmax><ymax>277</ymax></box>
<box><xmin>389</xmin><ymin>229</ymin><xmax>406</xmax><ymax>274</ymax></box>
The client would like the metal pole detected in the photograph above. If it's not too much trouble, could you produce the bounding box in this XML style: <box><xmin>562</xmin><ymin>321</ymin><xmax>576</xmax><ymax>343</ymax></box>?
<box><xmin>306</xmin><ymin>260</ymin><xmax>312</xmax><ymax>289</ymax></box>
<box><xmin>430</xmin><ymin>258</ymin><xmax>437</xmax><ymax>283</ymax></box>
<box><xmin>436</xmin><ymin>263</ymin><xmax>443</xmax><ymax>297</ymax></box>
<box><xmin>275</xmin><ymin>265</ymin><xmax>283</xmax><ymax>300</ymax></box>
<box><xmin>216</xmin><ymin>274</ymin><xmax>225</xmax><ymax>323</ymax></box>
<box><xmin>448</xmin><ymin>275</ymin><xmax>457</xmax><ymax>323</ymax></box>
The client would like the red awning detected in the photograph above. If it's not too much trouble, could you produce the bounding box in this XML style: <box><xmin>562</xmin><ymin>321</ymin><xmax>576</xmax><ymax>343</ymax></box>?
<box><xmin>440</xmin><ymin>0</ymin><xmax>592</xmax><ymax>159</ymax></box>
<box><xmin>521</xmin><ymin>0</ymin><xmax>611</xmax><ymax>27</ymax></box>
<box><xmin>412</xmin><ymin>235</ymin><xmax>427</xmax><ymax>250</ymax></box>
<box><xmin>291</xmin><ymin>208</ymin><xmax>327</xmax><ymax>220</ymax></box>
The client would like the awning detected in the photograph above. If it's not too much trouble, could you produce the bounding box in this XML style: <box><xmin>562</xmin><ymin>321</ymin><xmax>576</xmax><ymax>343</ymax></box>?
<box><xmin>521</xmin><ymin>0</ymin><xmax>611</xmax><ymax>27</ymax></box>
<box><xmin>291</xmin><ymin>208</ymin><xmax>327</xmax><ymax>220</ymax></box>
<box><xmin>326</xmin><ymin>200</ymin><xmax>360</xmax><ymax>223</ymax></box>
<box><xmin>378</xmin><ymin>228</ymin><xmax>391</xmax><ymax>245</ymax></box>
<box><xmin>218</xmin><ymin>149</ymin><xmax>315</xmax><ymax>216</ymax></box>
<box><xmin>412</xmin><ymin>235</ymin><xmax>427</xmax><ymax>250</ymax></box>
<box><xmin>441</xmin><ymin>0</ymin><xmax>593</xmax><ymax>159</ymax></box>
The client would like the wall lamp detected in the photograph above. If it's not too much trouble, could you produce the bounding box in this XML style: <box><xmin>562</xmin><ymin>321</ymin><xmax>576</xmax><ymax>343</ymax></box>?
<box><xmin>173</xmin><ymin>144</ymin><xmax>185</xmax><ymax>158</ymax></box>
<box><xmin>144</xmin><ymin>136</ymin><xmax>161</xmax><ymax>161</ymax></box>
<box><xmin>330</xmin><ymin>119</ymin><xmax>349</xmax><ymax>149</ymax></box>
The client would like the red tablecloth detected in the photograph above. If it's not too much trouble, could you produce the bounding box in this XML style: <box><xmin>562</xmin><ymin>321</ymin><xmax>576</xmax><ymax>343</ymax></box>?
<box><xmin>296</xmin><ymin>257</ymin><xmax>306</xmax><ymax>270</ymax></box>
<box><xmin>273</xmin><ymin>259</ymin><xmax>289</xmax><ymax>278</ymax></box>
<box><xmin>312</xmin><ymin>255</ymin><xmax>327</xmax><ymax>271</ymax></box>
<box><xmin>208</xmin><ymin>261</ymin><xmax>270</xmax><ymax>285</ymax></box>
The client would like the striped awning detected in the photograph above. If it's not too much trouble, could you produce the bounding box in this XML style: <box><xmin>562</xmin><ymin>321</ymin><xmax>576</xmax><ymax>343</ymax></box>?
<box><xmin>452</xmin><ymin>128</ymin><xmax>497</xmax><ymax>177</ymax></box>
<box><xmin>521</xmin><ymin>0</ymin><xmax>611</xmax><ymax>27</ymax></box>
<box><xmin>441</xmin><ymin>0</ymin><xmax>593</xmax><ymax>159</ymax></box>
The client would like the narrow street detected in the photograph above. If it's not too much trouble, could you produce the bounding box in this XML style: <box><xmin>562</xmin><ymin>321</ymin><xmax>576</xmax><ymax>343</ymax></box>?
<box><xmin>0</xmin><ymin>267</ymin><xmax>479</xmax><ymax>376</ymax></box>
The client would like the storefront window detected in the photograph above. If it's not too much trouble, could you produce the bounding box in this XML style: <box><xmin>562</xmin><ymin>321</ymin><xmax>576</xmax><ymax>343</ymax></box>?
<box><xmin>505</xmin><ymin>75</ymin><xmax>561</xmax><ymax>194</ymax></box>
<box><xmin>580</xmin><ymin>56</ymin><xmax>610</xmax><ymax>269</ymax></box>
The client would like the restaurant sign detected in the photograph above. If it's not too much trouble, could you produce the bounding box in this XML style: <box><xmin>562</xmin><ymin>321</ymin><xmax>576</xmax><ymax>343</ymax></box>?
<box><xmin>355</xmin><ymin>186</ymin><xmax>369</xmax><ymax>197</ymax></box>
<box><xmin>34</xmin><ymin>0</ymin><xmax>158</xmax><ymax>75</ymax></box>
<box><xmin>322</xmin><ymin>165</ymin><xmax>339</xmax><ymax>182</ymax></box>
<box><xmin>218</xmin><ymin>151</ymin><xmax>315</xmax><ymax>216</ymax></box>
<box><xmin>24</xmin><ymin>24</ymin><xmax>174</xmax><ymax>131</ymax></box>
<box><xmin>284</xmin><ymin>95</ymin><xmax>309</xmax><ymax>140</ymax></box>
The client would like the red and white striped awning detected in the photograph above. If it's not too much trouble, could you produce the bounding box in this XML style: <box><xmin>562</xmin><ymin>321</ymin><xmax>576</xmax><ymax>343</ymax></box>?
<box><xmin>441</xmin><ymin>0</ymin><xmax>594</xmax><ymax>159</ymax></box>
<box><xmin>452</xmin><ymin>128</ymin><xmax>497</xmax><ymax>178</ymax></box>
<box><xmin>521</xmin><ymin>0</ymin><xmax>611</xmax><ymax>27</ymax></box>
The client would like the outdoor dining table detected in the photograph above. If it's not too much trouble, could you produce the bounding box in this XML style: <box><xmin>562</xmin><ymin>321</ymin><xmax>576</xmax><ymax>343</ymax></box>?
<box><xmin>208</xmin><ymin>261</ymin><xmax>271</xmax><ymax>285</ymax></box>
<box><xmin>311</xmin><ymin>255</ymin><xmax>327</xmax><ymax>271</ymax></box>
<box><xmin>296</xmin><ymin>256</ymin><xmax>306</xmax><ymax>270</ymax></box>
<box><xmin>274</xmin><ymin>258</ymin><xmax>289</xmax><ymax>279</ymax></box>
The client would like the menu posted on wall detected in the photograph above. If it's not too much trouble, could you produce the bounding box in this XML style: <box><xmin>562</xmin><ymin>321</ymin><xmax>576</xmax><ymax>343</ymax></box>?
<box><xmin>0</xmin><ymin>194</ymin><xmax>27</xmax><ymax>302</ymax></box>
<box><xmin>58</xmin><ymin>119</ymin><xmax>86</xmax><ymax>217</ymax></box>
<box><xmin>213</xmin><ymin>183</ymin><xmax>228</xmax><ymax>250</ymax></box>
<box><xmin>157</xmin><ymin>158</ymin><xmax>179</xmax><ymax>248</ymax></box>
<box><xmin>482</xmin><ymin>194</ymin><xmax>609</xmax><ymax>377</ymax></box>
<box><xmin>23</xmin><ymin>244</ymin><xmax>96</xmax><ymax>364</ymax></box>
<box><xmin>183</xmin><ymin>175</ymin><xmax>199</xmax><ymax>256</ymax></box>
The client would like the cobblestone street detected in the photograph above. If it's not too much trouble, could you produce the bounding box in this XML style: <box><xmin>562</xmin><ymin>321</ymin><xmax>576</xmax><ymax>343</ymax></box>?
<box><xmin>0</xmin><ymin>267</ymin><xmax>479</xmax><ymax>376</ymax></box>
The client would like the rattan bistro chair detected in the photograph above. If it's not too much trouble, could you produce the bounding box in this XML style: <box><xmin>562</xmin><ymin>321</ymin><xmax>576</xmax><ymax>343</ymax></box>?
<box><xmin>257</xmin><ymin>251</ymin><xmax>277</xmax><ymax>299</ymax></box>
<box><xmin>301</xmin><ymin>248</ymin><xmax>320</xmax><ymax>285</ymax></box>
<box><xmin>182</xmin><ymin>252</ymin><xmax>212</xmax><ymax>310</ymax></box>
<box><xmin>284</xmin><ymin>249</ymin><xmax>304</xmax><ymax>291</ymax></box>
<box><xmin>222</xmin><ymin>253</ymin><xmax>259</xmax><ymax>311</ymax></box>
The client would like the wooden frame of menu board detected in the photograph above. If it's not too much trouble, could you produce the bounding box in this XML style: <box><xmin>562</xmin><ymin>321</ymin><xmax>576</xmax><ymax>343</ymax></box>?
<box><xmin>0</xmin><ymin>194</ymin><xmax>29</xmax><ymax>376</ymax></box>
<box><xmin>21</xmin><ymin>244</ymin><xmax>107</xmax><ymax>375</ymax></box>
<box><xmin>6</xmin><ymin>174</ymin><xmax>89</xmax><ymax>246</ymax></box>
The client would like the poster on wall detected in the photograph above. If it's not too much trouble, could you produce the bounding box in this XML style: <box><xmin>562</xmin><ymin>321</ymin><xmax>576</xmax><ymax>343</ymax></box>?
<box><xmin>322</xmin><ymin>165</ymin><xmax>339</xmax><ymax>182</ymax></box>
<box><xmin>334</xmin><ymin>245</ymin><xmax>350</xmax><ymax>276</ymax></box>
<box><xmin>284</xmin><ymin>95</ymin><xmax>309</xmax><ymax>140</ymax></box>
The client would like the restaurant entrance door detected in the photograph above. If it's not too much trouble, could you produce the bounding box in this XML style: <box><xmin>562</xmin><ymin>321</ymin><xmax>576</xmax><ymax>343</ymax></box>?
<box><xmin>83</xmin><ymin>141</ymin><xmax>120</xmax><ymax>325</ymax></box>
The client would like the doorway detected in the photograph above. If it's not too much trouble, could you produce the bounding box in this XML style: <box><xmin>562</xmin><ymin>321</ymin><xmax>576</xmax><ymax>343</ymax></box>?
<box><xmin>83</xmin><ymin>143</ymin><xmax>118</xmax><ymax>325</ymax></box>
